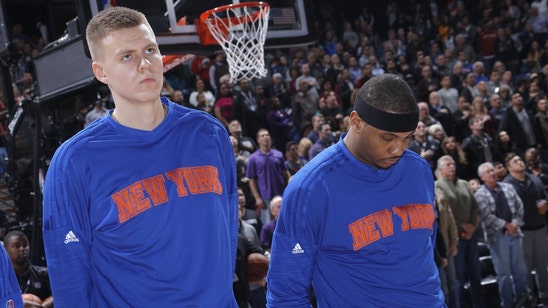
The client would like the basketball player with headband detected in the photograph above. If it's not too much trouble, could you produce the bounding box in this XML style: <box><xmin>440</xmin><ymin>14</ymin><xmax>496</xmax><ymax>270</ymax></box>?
<box><xmin>267</xmin><ymin>74</ymin><xmax>445</xmax><ymax>307</ymax></box>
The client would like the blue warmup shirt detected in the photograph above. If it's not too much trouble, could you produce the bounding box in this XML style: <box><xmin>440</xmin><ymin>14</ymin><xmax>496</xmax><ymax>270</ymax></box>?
<box><xmin>43</xmin><ymin>98</ymin><xmax>238</xmax><ymax>307</ymax></box>
<box><xmin>267</xmin><ymin>137</ymin><xmax>444</xmax><ymax>307</ymax></box>
<box><xmin>0</xmin><ymin>245</ymin><xmax>23</xmax><ymax>307</ymax></box>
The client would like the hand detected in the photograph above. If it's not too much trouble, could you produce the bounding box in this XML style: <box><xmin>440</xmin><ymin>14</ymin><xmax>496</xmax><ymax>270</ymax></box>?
<box><xmin>255</xmin><ymin>197</ymin><xmax>266</xmax><ymax>215</ymax></box>
<box><xmin>441</xmin><ymin>258</ymin><xmax>448</xmax><ymax>268</ymax></box>
<box><xmin>505</xmin><ymin>222</ymin><xmax>518</xmax><ymax>235</ymax></box>
<box><xmin>421</xmin><ymin>149</ymin><xmax>434</xmax><ymax>159</ymax></box>
<box><xmin>460</xmin><ymin>222</ymin><xmax>476</xmax><ymax>239</ymax></box>
<box><xmin>449</xmin><ymin>245</ymin><xmax>458</xmax><ymax>257</ymax></box>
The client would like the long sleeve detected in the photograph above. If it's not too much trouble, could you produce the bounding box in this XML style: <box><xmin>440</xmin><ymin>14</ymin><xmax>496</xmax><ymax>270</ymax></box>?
<box><xmin>0</xmin><ymin>245</ymin><xmax>23</xmax><ymax>307</ymax></box>
<box><xmin>474</xmin><ymin>187</ymin><xmax>506</xmax><ymax>233</ymax></box>
<box><xmin>42</xmin><ymin>148</ymin><xmax>92</xmax><ymax>307</ymax></box>
<box><xmin>267</xmin><ymin>179</ymin><xmax>321</xmax><ymax>307</ymax></box>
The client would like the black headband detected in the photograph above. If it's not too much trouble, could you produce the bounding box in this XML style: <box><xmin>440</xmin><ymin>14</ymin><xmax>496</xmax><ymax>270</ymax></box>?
<box><xmin>354</xmin><ymin>96</ymin><xmax>419</xmax><ymax>132</ymax></box>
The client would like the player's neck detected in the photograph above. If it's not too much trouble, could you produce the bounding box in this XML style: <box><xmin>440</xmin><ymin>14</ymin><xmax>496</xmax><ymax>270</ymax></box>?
<box><xmin>111</xmin><ymin>101</ymin><xmax>167</xmax><ymax>131</ymax></box>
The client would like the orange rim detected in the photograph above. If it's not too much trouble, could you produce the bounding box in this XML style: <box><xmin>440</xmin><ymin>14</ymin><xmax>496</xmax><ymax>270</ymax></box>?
<box><xmin>199</xmin><ymin>1</ymin><xmax>270</xmax><ymax>25</ymax></box>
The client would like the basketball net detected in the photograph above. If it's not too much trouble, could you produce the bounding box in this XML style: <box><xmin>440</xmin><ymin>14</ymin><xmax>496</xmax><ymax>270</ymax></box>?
<box><xmin>200</xmin><ymin>2</ymin><xmax>270</xmax><ymax>84</ymax></box>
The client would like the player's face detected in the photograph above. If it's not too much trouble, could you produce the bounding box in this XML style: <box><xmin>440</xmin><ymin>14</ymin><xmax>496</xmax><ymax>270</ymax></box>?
<box><xmin>351</xmin><ymin>112</ymin><xmax>414</xmax><ymax>169</ymax></box>
<box><xmin>92</xmin><ymin>23</ymin><xmax>163</xmax><ymax>106</ymax></box>
<box><xmin>5</xmin><ymin>236</ymin><xmax>29</xmax><ymax>265</ymax></box>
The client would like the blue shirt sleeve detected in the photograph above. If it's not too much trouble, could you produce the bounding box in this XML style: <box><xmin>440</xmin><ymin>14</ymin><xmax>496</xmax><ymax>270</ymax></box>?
<box><xmin>42</xmin><ymin>147</ymin><xmax>92</xmax><ymax>307</ymax></box>
<box><xmin>0</xmin><ymin>245</ymin><xmax>24</xmax><ymax>308</ymax></box>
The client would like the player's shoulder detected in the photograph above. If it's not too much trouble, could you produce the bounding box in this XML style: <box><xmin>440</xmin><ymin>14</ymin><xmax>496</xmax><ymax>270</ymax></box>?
<box><xmin>401</xmin><ymin>149</ymin><xmax>431</xmax><ymax>169</ymax></box>
<box><xmin>169</xmin><ymin>101</ymin><xmax>226</xmax><ymax>133</ymax></box>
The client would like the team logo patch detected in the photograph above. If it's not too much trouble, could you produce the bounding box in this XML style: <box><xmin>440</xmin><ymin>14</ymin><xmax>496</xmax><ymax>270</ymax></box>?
<box><xmin>5</xmin><ymin>299</ymin><xmax>14</xmax><ymax>308</ymax></box>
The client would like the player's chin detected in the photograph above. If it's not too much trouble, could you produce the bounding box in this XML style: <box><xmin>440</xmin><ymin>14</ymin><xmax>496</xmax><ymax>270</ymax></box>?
<box><xmin>378</xmin><ymin>157</ymin><xmax>400</xmax><ymax>168</ymax></box>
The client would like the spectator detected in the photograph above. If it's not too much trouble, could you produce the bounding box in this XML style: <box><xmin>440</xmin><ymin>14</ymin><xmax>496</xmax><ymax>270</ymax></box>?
<box><xmin>461</xmin><ymin>72</ymin><xmax>478</xmax><ymax>103</ymax></box>
<box><xmin>408</xmin><ymin>120</ymin><xmax>442</xmax><ymax>173</ymax></box>
<box><xmin>524</xmin><ymin>147</ymin><xmax>548</xmax><ymax>191</ymax></box>
<box><xmin>294</xmin><ymin>63</ymin><xmax>319</xmax><ymax>97</ymax></box>
<box><xmin>84</xmin><ymin>99</ymin><xmax>109</xmax><ymax>128</ymax></box>
<box><xmin>319</xmin><ymin>91</ymin><xmax>344</xmax><ymax>130</ymax></box>
<box><xmin>3</xmin><ymin>231</ymin><xmax>53</xmax><ymax>307</ymax></box>
<box><xmin>461</xmin><ymin>116</ymin><xmax>496</xmax><ymax>173</ymax></box>
<box><xmin>427</xmin><ymin>123</ymin><xmax>446</xmax><ymax>144</ymax></box>
<box><xmin>213</xmin><ymin>82</ymin><xmax>234</xmax><ymax>129</ymax></box>
<box><xmin>297</xmin><ymin>137</ymin><xmax>313</xmax><ymax>162</ymax></box>
<box><xmin>0</xmin><ymin>244</ymin><xmax>23</xmax><ymax>307</ymax></box>
<box><xmin>470</xmin><ymin>96</ymin><xmax>497</xmax><ymax>137</ymax></box>
<box><xmin>239</xmin><ymin>188</ymin><xmax>263</xmax><ymax>240</ymax></box>
<box><xmin>309</xmin><ymin>122</ymin><xmax>333</xmax><ymax>159</ymax></box>
<box><xmin>284</xmin><ymin>140</ymin><xmax>306</xmax><ymax>176</ymax></box>
<box><xmin>489</xmin><ymin>93</ymin><xmax>507</xmax><ymax>128</ymax></box>
<box><xmin>259</xmin><ymin>195</ymin><xmax>282</xmax><ymax>251</ymax></box>
<box><xmin>475</xmin><ymin>162</ymin><xmax>529</xmax><ymax>308</ymax></box>
<box><xmin>246</xmin><ymin>128</ymin><xmax>290</xmax><ymax>224</ymax></box>
<box><xmin>229</xmin><ymin>119</ymin><xmax>256</xmax><ymax>154</ymax></box>
<box><xmin>190</xmin><ymin>56</ymin><xmax>211</xmax><ymax>88</ymax></box>
<box><xmin>438</xmin><ymin>74</ymin><xmax>460</xmax><ymax>113</ymax></box>
<box><xmin>189</xmin><ymin>78</ymin><xmax>215</xmax><ymax>108</ymax></box>
<box><xmin>434</xmin><ymin>187</ymin><xmax>460</xmax><ymax>308</ymax></box>
<box><xmin>503</xmin><ymin>153</ymin><xmax>548</xmax><ymax>305</ymax></box>
<box><xmin>336</xmin><ymin>68</ymin><xmax>355</xmax><ymax>110</ymax></box>
<box><xmin>234</xmin><ymin>196</ymin><xmax>267</xmax><ymax>308</ymax></box>
<box><xmin>499</xmin><ymin>92</ymin><xmax>537</xmax><ymax>156</ymax></box>
<box><xmin>292</xmin><ymin>80</ymin><xmax>319</xmax><ymax>131</ymax></box>
<box><xmin>266</xmin><ymin>96</ymin><xmax>297</xmax><ymax>152</ymax></box>
<box><xmin>172</xmin><ymin>89</ymin><xmax>190</xmax><ymax>107</ymax></box>
<box><xmin>435</xmin><ymin>155</ymin><xmax>486</xmax><ymax>308</ymax></box>
<box><xmin>232</xmin><ymin>78</ymin><xmax>264</xmax><ymax>139</ymax></box>
<box><xmin>533</xmin><ymin>97</ymin><xmax>548</xmax><ymax>160</ymax></box>
<box><xmin>269</xmin><ymin>73</ymin><xmax>291</xmax><ymax>109</ymax></box>
<box><xmin>441</xmin><ymin>136</ymin><xmax>473</xmax><ymax>180</ymax></box>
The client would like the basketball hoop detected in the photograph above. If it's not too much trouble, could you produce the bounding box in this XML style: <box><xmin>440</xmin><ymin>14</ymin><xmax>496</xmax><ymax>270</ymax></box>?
<box><xmin>198</xmin><ymin>2</ymin><xmax>270</xmax><ymax>83</ymax></box>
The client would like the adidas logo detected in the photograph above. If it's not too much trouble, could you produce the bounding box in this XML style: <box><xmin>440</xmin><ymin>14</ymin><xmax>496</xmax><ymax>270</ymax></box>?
<box><xmin>64</xmin><ymin>231</ymin><xmax>80</xmax><ymax>244</ymax></box>
<box><xmin>291</xmin><ymin>243</ymin><xmax>304</xmax><ymax>254</ymax></box>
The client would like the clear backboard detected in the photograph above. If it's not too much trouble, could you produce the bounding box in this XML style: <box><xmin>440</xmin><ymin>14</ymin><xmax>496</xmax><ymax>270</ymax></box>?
<box><xmin>79</xmin><ymin>0</ymin><xmax>316</xmax><ymax>55</ymax></box>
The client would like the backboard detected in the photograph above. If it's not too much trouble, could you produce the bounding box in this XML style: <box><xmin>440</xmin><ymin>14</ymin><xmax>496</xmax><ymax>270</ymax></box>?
<box><xmin>80</xmin><ymin>0</ymin><xmax>316</xmax><ymax>55</ymax></box>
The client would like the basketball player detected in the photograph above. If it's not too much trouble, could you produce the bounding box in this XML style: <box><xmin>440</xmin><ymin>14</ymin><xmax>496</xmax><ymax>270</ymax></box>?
<box><xmin>0</xmin><ymin>244</ymin><xmax>23</xmax><ymax>307</ymax></box>
<box><xmin>267</xmin><ymin>74</ymin><xmax>445</xmax><ymax>306</ymax></box>
<box><xmin>42</xmin><ymin>7</ymin><xmax>238</xmax><ymax>306</ymax></box>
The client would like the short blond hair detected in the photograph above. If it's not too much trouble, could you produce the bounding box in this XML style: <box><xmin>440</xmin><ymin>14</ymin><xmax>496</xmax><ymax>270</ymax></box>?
<box><xmin>86</xmin><ymin>6</ymin><xmax>150</xmax><ymax>60</ymax></box>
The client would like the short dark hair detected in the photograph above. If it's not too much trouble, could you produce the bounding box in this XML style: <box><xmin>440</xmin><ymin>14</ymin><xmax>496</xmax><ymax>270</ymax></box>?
<box><xmin>355</xmin><ymin>74</ymin><xmax>417</xmax><ymax>114</ymax></box>
<box><xmin>504</xmin><ymin>152</ymin><xmax>520</xmax><ymax>167</ymax></box>
<box><xmin>285</xmin><ymin>140</ymin><xmax>298</xmax><ymax>151</ymax></box>
<box><xmin>3</xmin><ymin>230</ymin><xmax>28</xmax><ymax>246</ymax></box>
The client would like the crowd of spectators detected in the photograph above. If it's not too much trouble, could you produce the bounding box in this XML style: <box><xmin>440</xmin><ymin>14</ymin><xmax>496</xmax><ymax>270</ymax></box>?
<box><xmin>5</xmin><ymin>0</ymin><xmax>548</xmax><ymax>307</ymax></box>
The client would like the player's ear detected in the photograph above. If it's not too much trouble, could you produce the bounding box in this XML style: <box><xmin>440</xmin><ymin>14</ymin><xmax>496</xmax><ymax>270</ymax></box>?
<box><xmin>92</xmin><ymin>62</ymin><xmax>108</xmax><ymax>84</ymax></box>
<box><xmin>349</xmin><ymin>111</ymin><xmax>362</xmax><ymax>130</ymax></box>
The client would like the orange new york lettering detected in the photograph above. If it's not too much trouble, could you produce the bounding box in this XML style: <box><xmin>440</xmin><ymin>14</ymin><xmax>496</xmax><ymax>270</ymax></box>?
<box><xmin>128</xmin><ymin>182</ymin><xmax>152</xmax><ymax>215</ymax></box>
<box><xmin>112</xmin><ymin>182</ymin><xmax>152</xmax><ymax>223</ymax></box>
<box><xmin>193</xmin><ymin>167</ymin><xmax>214</xmax><ymax>194</ymax></box>
<box><xmin>348</xmin><ymin>209</ymin><xmax>394</xmax><ymax>251</ymax></box>
<box><xmin>373</xmin><ymin>209</ymin><xmax>394</xmax><ymax>237</ymax></box>
<box><xmin>141</xmin><ymin>175</ymin><xmax>168</xmax><ymax>205</ymax></box>
<box><xmin>393</xmin><ymin>204</ymin><xmax>435</xmax><ymax>231</ymax></box>
<box><xmin>183</xmin><ymin>168</ymin><xmax>199</xmax><ymax>194</ymax></box>
<box><xmin>392</xmin><ymin>206</ymin><xmax>410</xmax><ymax>231</ymax></box>
<box><xmin>165</xmin><ymin>168</ymin><xmax>189</xmax><ymax>197</ymax></box>
<box><xmin>205</xmin><ymin>166</ymin><xmax>223</xmax><ymax>194</ymax></box>
<box><xmin>112</xmin><ymin>190</ymin><xmax>135</xmax><ymax>223</ymax></box>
